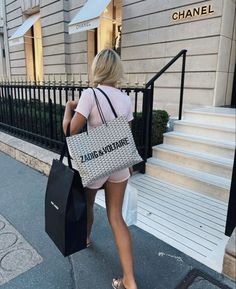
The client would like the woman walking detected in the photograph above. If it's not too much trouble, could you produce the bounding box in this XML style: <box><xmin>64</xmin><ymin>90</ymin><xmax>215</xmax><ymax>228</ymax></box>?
<box><xmin>63</xmin><ymin>48</ymin><xmax>138</xmax><ymax>289</ymax></box>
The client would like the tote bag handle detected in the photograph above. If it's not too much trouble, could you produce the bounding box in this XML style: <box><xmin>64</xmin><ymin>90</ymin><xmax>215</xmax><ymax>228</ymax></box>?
<box><xmin>91</xmin><ymin>88</ymin><xmax>118</xmax><ymax>125</ymax></box>
<box><xmin>95</xmin><ymin>87</ymin><xmax>118</xmax><ymax>118</ymax></box>
<box><xmin>60</xmin><ymin>123</ymin><xmax>72</xmax><ymax>168</ymax></box>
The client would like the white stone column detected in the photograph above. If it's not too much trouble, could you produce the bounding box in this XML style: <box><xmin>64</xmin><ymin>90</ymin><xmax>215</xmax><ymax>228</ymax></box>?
<box><xmin>213</xmin><ymin>0</ymin><xmax>236</xmax><ymax>106</ymax></box>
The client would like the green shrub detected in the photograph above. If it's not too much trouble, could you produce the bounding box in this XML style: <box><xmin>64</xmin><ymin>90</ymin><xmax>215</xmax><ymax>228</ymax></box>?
<box><xmin>132</xmin><ymin>110</ymin><xmax>169</xmax><ymax>146</ymax></box>
<box><xmin>151</xmin><ymin>110</ymin><xmax>169</xmax><ymax>145</ymax></box>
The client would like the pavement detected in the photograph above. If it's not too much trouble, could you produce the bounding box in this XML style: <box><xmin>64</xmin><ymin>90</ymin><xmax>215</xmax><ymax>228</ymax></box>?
<box><xmin>0</xmin><ymin>151</ymin><xmax>235</xmax><ymax>289</ymax></box>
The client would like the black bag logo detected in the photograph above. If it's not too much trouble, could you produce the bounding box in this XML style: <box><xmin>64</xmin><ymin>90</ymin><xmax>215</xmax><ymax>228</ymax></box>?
<box><xmin>80</xmin><ymin>137</ymin><xmax>130</xmax><ymax>163</ymax></box>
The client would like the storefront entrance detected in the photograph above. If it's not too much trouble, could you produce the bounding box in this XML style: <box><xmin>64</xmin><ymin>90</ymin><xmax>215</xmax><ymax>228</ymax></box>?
<box><xmin>68</xmin><ymin>0</ymin><xmax>122</xmax><ymax>77</ymax></box>
<box><xmin>87</xmin><ymin>0</ymin><xmax>122</xmax><ymax>74</ymax></box>
<box><xmin>8</xmin><ymin>13</ymin><xmax>43</xmax><ymax>82</ymax></box>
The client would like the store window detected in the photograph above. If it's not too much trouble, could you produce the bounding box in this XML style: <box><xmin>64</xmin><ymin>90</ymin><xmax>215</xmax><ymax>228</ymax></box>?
<box><xmin>8</xmin><ymin>13</ymin><xmax>43</xmax><ymax>81</ymax></box>
<box><xmin>87</xmin><ymin>0</ymin><xmax>122</xmax><ymax>72</ymax></box>
<box><xmin>24</xmin><ymin>18</ymin><xmax>43</xmax><ymax>82</ymax></box>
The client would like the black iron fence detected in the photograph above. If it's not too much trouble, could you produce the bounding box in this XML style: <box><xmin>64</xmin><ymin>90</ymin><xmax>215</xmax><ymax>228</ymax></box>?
<box><xmin>0</xmin><ymin>80</ymin><xmax>154</xmax><ymax>171</ymax></box>
<box><xmin>0</xmin><ymin>50</ymin><xmax>187</xmax><ymax>172</ymax></box>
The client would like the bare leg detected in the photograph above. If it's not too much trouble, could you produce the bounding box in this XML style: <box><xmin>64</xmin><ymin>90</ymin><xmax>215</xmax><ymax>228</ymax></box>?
<box><xmin>85</xmin><ymin>188</ymin><xmax>98</xmax><ymax>244</ymax></box>
<box><xmin>104</xmin><ymin>180</ymin><xmax>137</xmax><ymax>289</ymax></box>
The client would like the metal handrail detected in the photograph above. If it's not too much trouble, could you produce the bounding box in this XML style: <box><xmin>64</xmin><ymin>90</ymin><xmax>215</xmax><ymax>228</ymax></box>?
<box><xmin>145</xmin><ymin>49</ymin><xmax>187</xmax><ymax>120</ymax></box>
<box><xmin>140</xmin><ymin>49</ymin><xmax>187</xmax><ymax>165</ymax></box>
<box><xmin>146</xmin><ymin>49</ymin><xmax>187</xmax><ymax>88</ymax></box>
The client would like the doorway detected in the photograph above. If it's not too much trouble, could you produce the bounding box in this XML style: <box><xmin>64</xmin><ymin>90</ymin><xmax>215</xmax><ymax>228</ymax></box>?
<box><xmin>24</xmin><ymin>18</ymin><xmax>43</xmax><ymax>82</ymax></box>
<box><xmin>87</xmin><ymin>0</ymin><xmax>122</xmax><ymax>76</ymax></box>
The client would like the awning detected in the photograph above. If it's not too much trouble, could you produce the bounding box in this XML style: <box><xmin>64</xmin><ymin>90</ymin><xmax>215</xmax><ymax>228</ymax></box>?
<box><xmin>9</xmin><ymin>13</ymin><xmax>40</xmax><ymax>46</ymax></box>
<box><xmin>68</xmin><ymin>0</ymin><xmax>111</xmax><ymax>34</ymax></box>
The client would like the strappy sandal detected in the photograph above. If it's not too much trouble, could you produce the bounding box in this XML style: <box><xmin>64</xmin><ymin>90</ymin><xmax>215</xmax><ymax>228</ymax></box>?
<box><xmin>112</xmin><ymin>278</ymin><xmax>126</xmax><ymax>289</ymax></box>
<box><xmin>86</xmin><ymin>241</ymin><xmax>92</xmax><ymax>248</ymax></box>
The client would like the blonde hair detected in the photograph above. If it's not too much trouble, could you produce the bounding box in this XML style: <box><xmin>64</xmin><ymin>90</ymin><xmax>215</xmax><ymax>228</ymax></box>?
<box><xmin>91</xmin><ymin>48</ymin><xmax>123</xmax><ymax>86</ymax></box>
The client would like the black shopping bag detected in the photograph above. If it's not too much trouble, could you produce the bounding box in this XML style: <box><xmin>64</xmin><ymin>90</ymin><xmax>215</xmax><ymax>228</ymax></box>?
<box><xmin>45</xmin><ymin>125</ymin><xmax>87</xmax><ymax>257</ymax></box>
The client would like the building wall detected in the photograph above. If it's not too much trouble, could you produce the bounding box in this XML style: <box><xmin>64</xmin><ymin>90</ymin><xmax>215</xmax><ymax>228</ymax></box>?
<box><xmin>0</xmin><ymin>0</ymin><xmax>5</xmax><ymax>76</ymax></box>
<box><xmin>0</xmin><ymin>0</ymin><xmax>3</xmax><ymax>28</ymax></box>
<box><xmin>3</xmin><ymin>0</ymin><xmax>235</xmax><ymax>113</ymax></box>
<box><xmin>40</xmin><ymin>0</ymin><xmax>91</xmax><ymax>81</ymax></box>
<box><xmin>121</xmin><ymin>0</ymin><xmax>236</xmax><ymax>116</ymax></box>
<box><xmin>227</xmin><ymin>12</ymin><xmax>236</xmax><ymax>104</ymax></box>
<box><xmin>66</xmin><ymin>0</ymin><xmax>88</xmax><ymax>82</ymax></box>
<box><xmin>40</xmin><ymin>0</ymin><xmax>68</xmax><ymax>77</ymax></box>
<box><xmin>5</xmin><ymin>0</ymin><xmax>89</xmax><ymax>81</ymax></box>
<box><xmin>5</xmin><ymin>0</ymin><xmax>25</xmax><ymax>77</ymax></box>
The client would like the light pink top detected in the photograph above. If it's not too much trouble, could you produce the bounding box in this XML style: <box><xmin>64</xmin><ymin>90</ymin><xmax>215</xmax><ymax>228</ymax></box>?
<box><xmin>74</xmin><ymin>84</ymin><xmax>133</xmax><ymax>129</ymax></box>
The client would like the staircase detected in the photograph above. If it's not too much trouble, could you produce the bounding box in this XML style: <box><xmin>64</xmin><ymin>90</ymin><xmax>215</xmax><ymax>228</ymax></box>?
<box><xmin>96</xmin><ymin>107</ymin><xmax>235</xmax><ymax>272</ymax></box>
<box><xmin>146</xmin><ymin>107</ymin><xmax>236</xmax><ymax>203</ymax></box>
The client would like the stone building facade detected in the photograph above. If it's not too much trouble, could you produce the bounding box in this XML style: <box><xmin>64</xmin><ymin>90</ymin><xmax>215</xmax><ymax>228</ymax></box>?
<box><xmin>2</xmin><ymin>0</ymin><xmax>236</xmax><ymax>115</ymax></box>
<box><xmin>0</xmin><ymin>0</ymin><xmax>6</xmax><ymax>76</ymax></box>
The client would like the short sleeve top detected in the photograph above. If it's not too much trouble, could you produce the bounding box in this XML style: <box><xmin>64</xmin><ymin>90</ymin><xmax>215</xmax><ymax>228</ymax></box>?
<box><xmin>74</xmin><ymin>84</ymin><xmax>133</xmax><ymax>129</ymax></box>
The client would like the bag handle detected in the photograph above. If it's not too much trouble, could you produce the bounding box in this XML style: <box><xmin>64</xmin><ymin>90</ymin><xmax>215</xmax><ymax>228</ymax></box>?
<box><xmin>91</xmin><ymin>88</ymin><xmax>107</xmax><ymax>125</ymax></box>
<box><xmin>59</xmin><ymin>122</ymin><xmax>72</xmax><ymax>168</ymax></box>
<box><xmin>91</xmin><ymin>87</ymin><xmax>118</xmax><ymax>125</ymax></box>
<box><xmin>95</xmin><ymin>87</ymin><xmax>118</xmax><ymax>118</ymax></box>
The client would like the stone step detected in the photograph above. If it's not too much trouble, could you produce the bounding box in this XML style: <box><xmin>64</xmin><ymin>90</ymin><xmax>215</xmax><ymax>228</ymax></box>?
<box><xmin>152</xmin><ymin>144</ymin><xmax>233</xmax><ymax>179</ymax></box>
<box><xmin>163</xmin><ymin>132</ymin><xmax>235</xmax><ymax>159</ymax></box>
<box><xmin>146</xmin><ymin>158</ymin><xmax>231</xmax><ymax>202</ymax></box>
<box><xmin>183</xmin><ymin>108</ymin><xmax>236</xmax><ymax>128</ymax></box>
<box><xmin>174</xmin><ymin>120</ymin><xmax>236</xmax><ymax>142</ymax></box>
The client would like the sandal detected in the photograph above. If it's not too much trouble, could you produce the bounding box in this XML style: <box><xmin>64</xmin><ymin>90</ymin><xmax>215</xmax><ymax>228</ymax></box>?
<box><xmin>86</xmin><ymin>241</ymin><xmax>92</xmax><ymax>248</ymax></box>
<box><xmin>112</xmin><ymin>278</ymin><xmax>126</xmax><ymax>289</ymax></box>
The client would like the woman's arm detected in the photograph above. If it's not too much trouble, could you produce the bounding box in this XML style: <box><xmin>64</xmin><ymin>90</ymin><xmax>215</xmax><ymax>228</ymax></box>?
<box><xmin>62</xmin><ymin>100</ymin><xmax>87</xmax><ymax>136</ymax></box>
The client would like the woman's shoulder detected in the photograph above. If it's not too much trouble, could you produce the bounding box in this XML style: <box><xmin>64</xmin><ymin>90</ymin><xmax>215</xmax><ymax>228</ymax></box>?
<box><xmin>81</xmin><ymin>87</ymin><xmax>93</xmax><ymax>96</ymax></box>
<box><xmin>99</xmin><ymin>85</ymin><xmax>129</xmax><ymax>98</ymax></box>
<box><xmin>80</xmin><ymin>87</ymin><xmax>95</xmax><ymax>101</ymax></box>
<box><xmin>118</xmin><ymin>89</ymin><xmax>132</xmax><ymax>103</ymax></box>
<box><xmin>95</xmin><ymin>85</ymin><xmax>131</xmax><ymax>105</ymax></box>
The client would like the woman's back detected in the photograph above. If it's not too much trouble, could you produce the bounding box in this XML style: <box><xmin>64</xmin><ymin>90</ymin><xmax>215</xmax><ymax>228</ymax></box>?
<box><xmin>75</xmin><ymin>84</ymin><xmax>133</xmax><ymax>129</ymax></box>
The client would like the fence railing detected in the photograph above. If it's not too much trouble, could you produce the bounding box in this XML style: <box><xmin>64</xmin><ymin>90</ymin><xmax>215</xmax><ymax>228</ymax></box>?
<box><xmin>0</xmin><ymin>81</ymin><xmax>151</xmax><ymax>172</ymax></box>
<box><xmin>0</xmin><ymin>50</ymin><xmax>187</xmax><ymax>173</ymax></box>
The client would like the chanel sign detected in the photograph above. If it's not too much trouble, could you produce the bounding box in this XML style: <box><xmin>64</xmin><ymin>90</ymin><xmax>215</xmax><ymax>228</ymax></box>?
<box><xmin>172</xmin><ymin>5</ymin><xmax>214</xmax><ymax>21</ymax></box>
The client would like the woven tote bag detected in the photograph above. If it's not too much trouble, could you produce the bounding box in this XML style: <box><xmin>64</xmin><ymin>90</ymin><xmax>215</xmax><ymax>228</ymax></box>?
<box><xmin>66</xmin><ymin>88</ymin><xmax>142</xmax><ymax>187</ymax></box>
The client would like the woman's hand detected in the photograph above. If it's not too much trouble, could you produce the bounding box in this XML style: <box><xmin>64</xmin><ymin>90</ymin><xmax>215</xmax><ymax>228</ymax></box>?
<box><xmin>66</xmin><ymin>100</ymin><xmax>78</xmax><ymax>111</ymax></box>
<box><xmin>63</xmin><ymin>100</ymin><xmax>86</xmax><ymax>136</ymax></box>
<box><xmin>63</xmin><ymin>100</ymin><xmax>78</xmax><ymax>135</ymax></box>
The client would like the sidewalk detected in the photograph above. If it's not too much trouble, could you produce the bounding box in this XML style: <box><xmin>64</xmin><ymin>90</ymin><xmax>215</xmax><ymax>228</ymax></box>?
<box><xmin>0</xmin><ymin>151</ymin><xmax>235</xmax><ymax>289</ymax></box>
